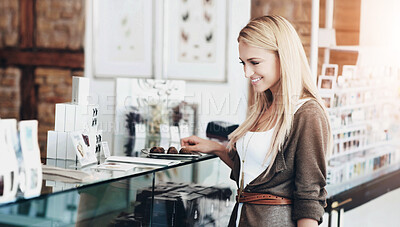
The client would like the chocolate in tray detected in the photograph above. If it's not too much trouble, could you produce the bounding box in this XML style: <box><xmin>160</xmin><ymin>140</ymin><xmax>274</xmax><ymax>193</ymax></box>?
<box><xmin>149</xmin><ymin>146</ymin><xmax>197</xmax><ymax>155</ymax></box>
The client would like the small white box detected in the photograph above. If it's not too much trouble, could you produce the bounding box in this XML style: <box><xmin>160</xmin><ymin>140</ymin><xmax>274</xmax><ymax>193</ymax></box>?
<box><xmin>64</xmin><ymin>104</ymin><xmax>76</xmax><ymax>132</ymax></box>
<box><xmin>47</xmin><ymin>131</ymin><xmax>58</xmax><ymax>159</ymax></box>
<box><xmin>56</xmin><ymin>132</ymin><xmax>68</xmax><ymax>159</ymax></box>
<box><xmin>66</xmin><ymin>132</ymin><xmax>76</xmax><ymax>161</ymax></box>
<box><xmin>74</xmin><ymin>105</ymin><xmax>84</xmax><ymax>131</ymax></box>
<box><xmin>55</xmin><ymin>104</ymin><xmax>66</xmax><ymax>131</ymax></box>
<box><xmin>72</xmin><ymin>76</ymin><xmax>90</xmax><ymax>106</ymax></box>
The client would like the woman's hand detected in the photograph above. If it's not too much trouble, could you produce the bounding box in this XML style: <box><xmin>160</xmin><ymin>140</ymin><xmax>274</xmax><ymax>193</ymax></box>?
<box><xmin>297</xmin><ymin>218</ymin><xmax>318</xmax><ymax>227</ymax></box>
<box><xmin>180</xmin><ymin>135</ymin><xmax>225</xmax><ymax>155</ymax></box>
<box><xmin>181</xmin><ymin>135</ymin><xmax>234</xmax><ymax>169</ymax></box>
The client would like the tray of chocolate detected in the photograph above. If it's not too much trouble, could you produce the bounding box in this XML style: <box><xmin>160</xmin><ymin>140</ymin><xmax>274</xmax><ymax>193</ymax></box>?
<box><xmin>141</xmin><ymin>146</ymin><xmax>203</xmax><ymax>159</ymax></box>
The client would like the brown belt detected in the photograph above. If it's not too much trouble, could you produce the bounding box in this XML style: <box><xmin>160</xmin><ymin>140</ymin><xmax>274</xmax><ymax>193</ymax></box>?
<box><xmin>236</xmin><ymin>191</ymin><xmax>292</xmax><ymax>205</ymax></box>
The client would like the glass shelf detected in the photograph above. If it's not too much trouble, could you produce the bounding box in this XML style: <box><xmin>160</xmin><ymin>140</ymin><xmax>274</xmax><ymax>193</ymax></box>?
<box><xmin>0</xmin><ymin>154</ymin><xmax>236</xmax><ymax>227</ymax></box>
<box><xmin>2</xmin><ymin>143</ymin><xmax>399</xmax><ymax>226</ymax></box>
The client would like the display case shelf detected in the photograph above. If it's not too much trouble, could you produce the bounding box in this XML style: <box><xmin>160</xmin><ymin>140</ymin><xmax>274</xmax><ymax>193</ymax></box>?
<box><xmin>0</xmin><ymin>154</ymin><xmax>236</xmax><ymax>227</ymax></box>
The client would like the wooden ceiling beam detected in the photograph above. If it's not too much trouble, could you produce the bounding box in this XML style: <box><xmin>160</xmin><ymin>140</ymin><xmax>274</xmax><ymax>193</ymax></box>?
<box><xmin>0</xmin><ymin>50</ymin><xmax>84</xmax><ymax>69</ymax></box>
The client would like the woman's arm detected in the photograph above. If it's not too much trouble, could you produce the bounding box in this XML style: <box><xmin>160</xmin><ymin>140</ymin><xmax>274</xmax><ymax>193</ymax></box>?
<box><xmin>292</xmin><ymin>102</ymin><xmax>329</xmax><ymax>224</ymax></box>
<box><xmin>297</xmin><ymin>218</ymin><xmax>318</xmax><ymax>227</ymax></box>
<box><xmin>181</xmin><ymin>136</ymin><xmax>234</xmax><ymax>169</ymax></box>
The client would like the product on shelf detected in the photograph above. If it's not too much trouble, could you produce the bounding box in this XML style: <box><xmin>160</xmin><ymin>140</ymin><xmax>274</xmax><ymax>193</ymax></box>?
<box><xmin>0</xmin><ymin>118</ymin><xmax>45</xmax><ymax>203</ymax></box>
<box><xmin>179</xmin><ymin>147</ymin><xmax>195</xmax><ymax>154</ymax></box>
<box><xmin>167</xmin><ymin>146</ymin><xmax>179</xmax><ymax>154</ymax></box>
<box><xmin>0</xmin><ymin>119</ymin><xmax>20</xmax><ymax>203</ymax></box>
<box><xmin>46</xmin><ymin>76</ymin><xmax>105</xmax><ymax>167</ymax></box>
<box><xmin>150</xmin><ymin>146</ymin><xmax>165</xmax><ymax>154</ymax></box>
<box><xmin>18</xmin><ymin>120</ymin><xmax>43</xmax><ymax>199</ymax></box>
<box><xmin>324</xmin><ymin>65</ymin><xmax>400</xmax><ymax>185</ymax></box>
<box><xmin>327</xmin><ymin>147</ymin><xmax>399</xmax><ymax>185</ymax></box>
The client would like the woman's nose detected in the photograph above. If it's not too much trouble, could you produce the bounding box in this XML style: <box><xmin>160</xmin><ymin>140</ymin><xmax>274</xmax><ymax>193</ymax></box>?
<box><xmin>244</xmin><ymin>66</ymin><xmax>253</xmax><ymax>78</ymax></box>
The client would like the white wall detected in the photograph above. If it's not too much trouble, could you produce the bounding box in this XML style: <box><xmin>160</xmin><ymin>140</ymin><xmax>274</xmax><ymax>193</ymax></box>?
<box><xmin>358</xmin><ymin>0</ymin><xmax>400</xmax><ymax>67</ymax></box>
<box><xmin>84</xmin><ymin>0</ymin><xmax>251</xmax><ymax>152</ymax></box>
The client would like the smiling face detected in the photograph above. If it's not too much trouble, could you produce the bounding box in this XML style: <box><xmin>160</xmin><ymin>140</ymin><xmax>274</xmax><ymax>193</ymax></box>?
<box><xmin>239</xmin><ymin>40</ymin><xmax>281</xmax><ymax>93</ymax></box>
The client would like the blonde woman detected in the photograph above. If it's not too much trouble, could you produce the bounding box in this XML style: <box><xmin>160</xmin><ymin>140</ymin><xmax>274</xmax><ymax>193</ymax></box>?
<box><xmin>181</xmin><ymin>15</ymin><xmax>331</xmax><ymax>227</ymax></box>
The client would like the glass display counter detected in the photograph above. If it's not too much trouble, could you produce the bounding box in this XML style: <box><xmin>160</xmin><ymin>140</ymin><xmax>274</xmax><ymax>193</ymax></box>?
<box><xmin>3</xmin><ymin>148</ymin><xmax>400</xmax><ymax>227</ymax></box>
<box><xmin>0</xmin><ymin>155</ymin><xmax>236</xmax><ymax>227</ymax></box>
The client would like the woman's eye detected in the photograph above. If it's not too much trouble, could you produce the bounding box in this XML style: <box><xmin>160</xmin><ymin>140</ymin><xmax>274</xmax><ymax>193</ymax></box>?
<box><xmin>251</xmin><ymin>61</ymin><xmax>259</xmax><ymax>65</ymax></box>
<box><xmin>239</xmin><ymin>61</ymin><xmax>245</xmax><ymax>65</ymax></box>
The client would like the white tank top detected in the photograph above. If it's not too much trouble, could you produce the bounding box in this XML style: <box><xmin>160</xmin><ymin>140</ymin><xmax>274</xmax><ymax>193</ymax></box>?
<box><xmin>235</xmin><ymin>98</ymin><xmax>310</xmax><ymax>226</ymax></box>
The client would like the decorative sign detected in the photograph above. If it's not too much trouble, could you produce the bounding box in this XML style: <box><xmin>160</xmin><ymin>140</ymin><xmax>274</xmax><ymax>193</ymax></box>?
<box><xmin>165</xmin><ymin>0</ymin><xmax>228</xmax><ymax>81</ymax></box>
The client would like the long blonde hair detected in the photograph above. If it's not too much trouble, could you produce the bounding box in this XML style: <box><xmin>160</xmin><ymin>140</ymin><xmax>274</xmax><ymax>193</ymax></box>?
<box><xmin>228</xmin><ymin>15</ymin><xmax>332</xmax><ymax>170</ymax></box>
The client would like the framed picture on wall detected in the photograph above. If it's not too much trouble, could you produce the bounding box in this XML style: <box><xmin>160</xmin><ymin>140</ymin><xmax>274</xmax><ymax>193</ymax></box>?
<box><xmin>164</xmin><ymin>0</ymin><xmax>228</xmax><ymax>82</ymax></box>
<box><xmin>93</xmin><ymin>0</ymin><xmax>153</xmax><ymax>78</ymax></box>
<box><xmin>322</xmin><ymin>64</ymin><xmax>339</xmax><ymax>77</ymax></box>
<box><xmin>318</xmin><ymin>75</ymin><xmax>336</xmax><ymax>91</ymax></box>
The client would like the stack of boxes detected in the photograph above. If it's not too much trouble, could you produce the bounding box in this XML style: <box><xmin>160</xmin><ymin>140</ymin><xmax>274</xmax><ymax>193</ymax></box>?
<box><xmin>46</xmin><ymin>76</ymin><xmax>102</xmax><ymax>165</ymax></box>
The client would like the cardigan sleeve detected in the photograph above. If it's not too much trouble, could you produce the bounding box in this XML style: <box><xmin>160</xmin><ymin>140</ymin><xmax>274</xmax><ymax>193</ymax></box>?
<box><xmin>228</xmin><ymin>145</ymin><xmax>241</xmax><ymax>187</ymax></box>
<box><xmin>292</xmin><ymin>105</ymin><xmax>329</xmax><ymax>224</ymax></box>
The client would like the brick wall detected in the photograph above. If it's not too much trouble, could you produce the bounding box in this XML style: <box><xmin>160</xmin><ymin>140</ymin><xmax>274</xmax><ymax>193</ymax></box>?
<box><xmin>0</xmin><ymin>67</ymin><xmax>21</xmax><ymax>119</ymax></box>
<box><xmin>252</xmin><ymin>0</ymin><xmax>313</xmax><ymax>60</ymax></box>
<box><xmin>36</xmin><ymin>0</ymin><xmax>85</xmax><ymax>49</ymax></box>
<box><xmin>0</xmin><ymin>0</ymin><xmax>19</xmax><ymax>47</ymax></box>
<box><xmin>0</xmin><ymin>0</ymin><xmax>85</xmax><ymax>158</ymax></box>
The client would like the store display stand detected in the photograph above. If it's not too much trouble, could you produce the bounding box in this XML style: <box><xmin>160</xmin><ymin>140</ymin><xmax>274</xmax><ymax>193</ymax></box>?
<box><xmin>312</xmin><ymin>1</ymin><xmax>400</xmax><ymax>226</ymax></box>
<box><xmin>46</xmin><ymin>76</ymin><xmax>102</xmax><ymax>167</ymax></box>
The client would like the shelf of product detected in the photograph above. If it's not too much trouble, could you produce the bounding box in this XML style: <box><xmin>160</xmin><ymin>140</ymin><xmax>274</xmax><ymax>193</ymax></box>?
<box><xmin>318</xmin><ymin>64</ymin><xmax>400</xmax><ymax>187</ymax></box>
<box><xmin>327</xmin><ymin>146</ymin><xmax>399</xmax><ymax>186</ymax></box>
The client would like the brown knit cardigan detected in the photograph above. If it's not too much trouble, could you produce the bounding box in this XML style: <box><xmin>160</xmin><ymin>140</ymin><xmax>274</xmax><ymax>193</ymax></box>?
<box><xmin>228</xmin><ymin>99</ymin><xmax>329</xmax><ymax>226</ymax></box>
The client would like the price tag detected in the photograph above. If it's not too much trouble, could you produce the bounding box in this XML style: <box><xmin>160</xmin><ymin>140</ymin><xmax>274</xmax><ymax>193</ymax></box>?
<box><xmin>101</xmin><ymin>141</ymin><xmax>111</xmax><ymax>158</ymax></box>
